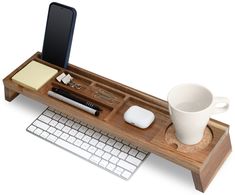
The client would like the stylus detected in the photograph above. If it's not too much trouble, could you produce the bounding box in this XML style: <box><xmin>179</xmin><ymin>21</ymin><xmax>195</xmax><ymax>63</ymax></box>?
<box><xmin>52</xmin><ymin>87</ymin><xmax>102</xmax><ymax>111</ymax></box>
<box><xmin>48</xmin><ymin>90</ymin><xmax>99</xmax><ymax>116</ymax></box>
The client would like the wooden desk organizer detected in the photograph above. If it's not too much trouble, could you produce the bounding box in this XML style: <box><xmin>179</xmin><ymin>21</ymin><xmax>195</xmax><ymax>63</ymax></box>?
<box><xmin>3</xmin><ymin>52</ymin><xmax>232</xmax><ymax>192</ymax></box>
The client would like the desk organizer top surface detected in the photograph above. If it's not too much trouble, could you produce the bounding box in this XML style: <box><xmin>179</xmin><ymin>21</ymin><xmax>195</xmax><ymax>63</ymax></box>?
<box><xmin>3</xmin><ymin>52</ymin><xmax>229</xmax><ymax>173</ymax></box>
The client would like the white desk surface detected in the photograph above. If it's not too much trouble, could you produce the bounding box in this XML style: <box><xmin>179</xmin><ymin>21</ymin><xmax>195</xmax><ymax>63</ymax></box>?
<box><xmin>0</xmin><ymin>1</ymin><xmax>234</xmax><ymax>194</ymax></box>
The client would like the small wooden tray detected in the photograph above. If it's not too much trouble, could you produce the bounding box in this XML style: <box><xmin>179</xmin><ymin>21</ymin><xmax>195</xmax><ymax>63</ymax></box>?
<box><xmin>3</xmin><ymin>52</ymin><xmax>232</xmax><ymax>192</ymax></box>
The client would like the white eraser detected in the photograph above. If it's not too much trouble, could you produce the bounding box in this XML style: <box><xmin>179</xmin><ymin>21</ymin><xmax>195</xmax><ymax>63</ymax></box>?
<box><xmin>56</xmin><ymin>73</ymin><xmax>66</xmax><ymax>82</ymax></box>
<box><xmin>62</xmin><ymin>74</ymin><xmax>73</xmax><ymax>85</ymax></box>
<box><xmin>124</xmin><ymin>105</ymin><xmax>155</xmax><ymax>129</ymax></box>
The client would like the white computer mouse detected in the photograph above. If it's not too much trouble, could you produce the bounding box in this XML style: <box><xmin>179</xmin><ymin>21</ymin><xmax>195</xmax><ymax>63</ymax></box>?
<box><xmin>124</xmin><ymin>105</ymin><xmax>155</xmax><ymax>129</ymax></box>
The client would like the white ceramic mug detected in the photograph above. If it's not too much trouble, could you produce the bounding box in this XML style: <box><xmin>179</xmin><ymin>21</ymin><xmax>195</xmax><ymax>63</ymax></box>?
<box><xmin>167</xmin><ymin>84</ymin><xmax>229</xmax><ymax>145</ymax></box>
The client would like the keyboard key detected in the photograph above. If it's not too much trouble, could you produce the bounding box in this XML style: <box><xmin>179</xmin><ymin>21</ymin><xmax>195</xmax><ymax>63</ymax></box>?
<box><xmin>111</xmin><ymin>148</ymin><xmax>120</xmax><ymax>156</ymax></box>
<box><xmin>88</xmin><ymin>146</ymin><xmax>97</xmax><ymax>154</ymax></box>
<box><xmin>76</xmin><ymin>132</ymin><xmax>84</xmax><ymax>139</ymax></box>
<box><xmin>89</xmin><ymin>138</ymin><xmax>98</xmax><ymax>146</ymax></box>
<box><xmin>110</xmin><ymin>156</ymin><xmax>119</xmax><ymax>164</ymax></box>
<box><xmin>52</xmin><ymin>114</ymin><xmax>61</xmax><ymax>121</ymax></box>
<box><xmin>100</xmin><ymin>135</ymin><xmax>109</xmax><ymax>143</ymax></box>
<box><xmin>136</xmin><ymin>152</ymin><xmax>146</xmax><ymax>160</ymax></box>
<box><xmin>40</xmin><ymin>131</ymin><xmax>49</xmax><ymax>139</ymax></box>
<box><xmin>66</xmin><ymin>120</ymin><xmax>74</xmax><ymax>127</ymax></box>
<box><xmin>90</xmin><ymin>155</ymin><xmax>101</xmax><ymax>164</ymax></box>
<box><xmin>117</xmin><ymin>160</ymin><xmax>136</xmax><ymax>172</ymax></box>
<box><xmin>126</xmin><ymin>155</ymin><xmax>141</xmax><ymax>166</ymax></box>
<box><xmin>82</xmin><ymin>135</ymin><xmax>91</xmax><ymax>143</ymax></box>
<box><xmin>49</xmin><ymin>120</ymin><xmax>58</xmax><ymax>127</ymax></box>
<box><xmin>99</xmin><ymin>159</ymin><xmax>108</xmax><ymax>168</ymax></box>
<box><xmin>60</xmin><ymin>133</ymin><xmax>69</xmax><ymax>140</ymax></box>
<box><xmin>55</xmin><ymin>138</ymin><xmax>91</xmax><ymax>160</ymax></box>
<box><xmin>47</xmin><ymin>134</ymin><xmax>57</xmax><ymax>143</ymax></box>
<box><xmin>33</xmin><ymin>120</ymin><xmax>49</xmax><ymax>131</ymax></box>
<box><xmin>129</xmin><ymin>149</ymin><xmax>138</xmax><ymax>156</ymax></box>
<box><xmin>122</xmin><ymin>171</ymin><xmax>132</xmax><ymax>179</ymax></box>
<box><xmin>92</xmin><ymin>132</ymin><xmax>101</xmax><ymax>139</ymax></box>
<box><xmin>38</xmin><ymin>115</ymin><xmax>51</xmax><ymax>124</ymax></box>
<box><xmin>102</xmin><ymin>152</ymin><xmax>112</xmax><ymax>161</ymax></box>
<box><xmin>106</xmin><ymin>163</ymin><xmax>116</xmax><ymax>171</ymax></box>
<box><xmin>86</xmin><ymin>129</ymin><xmax>94</xmax><ymax>136</ymax></box>
<box><xmin>107</xmin><ymin>138</ymin><xmax>115</xmax><ymax>146</ymax></box>
<box><xmin>59</xmin><ymin>117</ymin><xmax>67</xmax><ymax>124</ymax></box>
<box><xmin>95</xmin><ymin>149</ymin><xmax>104</xmax><ymax>157</ymax></box>
<box><xmin>34</xmin><ymin>128</ymin><xmax>43</xmax><ymax>135</ymax></box>
<box><xmin>47</xmin><ymin>127</ymin><xmax>56</xmax><ymax>134</ymax></box>
<box><xmin>67</xmin><ymin>136</ymin><xmax>76</xmax><ymax>143</ymax></box>
<box><xmin>27</xmin><ymin>125</ymin><xmax>36</xmax><ymax>132</ymax></box>
<box><xmin>48</xmin><ymin>107</ymin><xmax>54</xmax><ymax>111</ymax></box>
<box><xmin>114</xmin><ymin>167</ymin><xmax>124</xmax><ymax>175</ymax></box>
<box><xmin>81</xmin><ymin>142</ymin><xmax>90</xmax><ymax>150</ymax></box>
<box><xmin>43</xmin><ymin>110</ymin><xmax>54</xmax><ymax>118</ymax></box>
<box><xmin>54</xmin><ymin>130</ymin><xmax>62</xmax><ymax>137</ymax></box>
<box><xmin>103</xmin><ymin>145</ymin><xmax>113</xmax><ymax>153</ymax></box>
<box><xmin>74</xmin><ymin>139</ymin><xmax>83</xmax><ymax>147</ymax></box>
<box><xmin>62</xmin><ymin>126</ymin><xmax>71</xmax><ymax>133</ymax></box>
<box><xmin>121</xmin><ymin>145</ymin><xmax>130</xmax><ymax>153</ymax></box>
<box><xmin>79</xmin><ymin>126</ymin><xmax>88</xmax><ymax>133</ymax></box>
<box><xmin>118</xmin><ymin>152</ymin><xmax>127</xmax><ymax>160</ymax></box>
<box><xmin>56</xmin><ymin>123</ymin><xmax>64</xmax><ymax>130</ymax></box>
<box><xmin>97</xmin><ymin>142</ymin><xmax>105</xmax><ymax>149</ymax></box>
<box><xmin>69</xmin><ymin>129</ymin><xmax>78</xmax><ymax>136</ymax></box>
<box><xmin>93</xmin><ymin>127</ymin><xmax>101</xmax><ymax>132</ymax></box>
<box><xmin>114</xmin><ymin>142</ymin><xmax>123</xmax><ymax>149</ymax></box>
<box><xmin>72</xmin><ymin>123</ymin><xmax>81</xmax><ymax>130</ymax></box>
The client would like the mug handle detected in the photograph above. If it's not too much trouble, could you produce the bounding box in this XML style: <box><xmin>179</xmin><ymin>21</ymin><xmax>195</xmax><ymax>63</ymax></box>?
<box><xmin>213</xmin><ymin>97</ymin><xmax>229</xmax><ymax>114</ymax></box>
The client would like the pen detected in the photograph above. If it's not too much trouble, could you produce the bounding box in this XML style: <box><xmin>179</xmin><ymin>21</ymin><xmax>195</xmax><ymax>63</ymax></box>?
<box><xmin>48</xmin><ymin>90</ymin><xmax>99</xmax><ymax>116</ymax></box>
<box><xmin>52</xmin><ymin>87</ymin><xmax>102</xmax><ymax>111</ymax></box>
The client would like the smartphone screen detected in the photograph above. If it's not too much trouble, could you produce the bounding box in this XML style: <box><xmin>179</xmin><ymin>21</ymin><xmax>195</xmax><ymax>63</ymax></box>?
<box><xmin>42</xmin><ymin>2</ymin><xmax>76</xmax><ymax>68</ymax></box>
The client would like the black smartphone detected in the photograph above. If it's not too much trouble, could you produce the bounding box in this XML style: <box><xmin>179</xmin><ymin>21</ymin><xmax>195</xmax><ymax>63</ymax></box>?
<box><xmin>42</xmin><ymin>2</ymin><xmax>76</xmax><ymax>68</ymax></box>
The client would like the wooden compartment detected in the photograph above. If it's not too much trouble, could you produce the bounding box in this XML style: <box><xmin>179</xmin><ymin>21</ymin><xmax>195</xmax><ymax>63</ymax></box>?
<box><xmin>3</xmin><ymin>52</ymin><xmax>232</xmax><ymax>192</ymax></box>
<box><xmin>51</xmin><ymin>82</ymin><xmax>113</xmax><ymax>119</ymax></box>
<box><xmin>108</xmin><ymin>97</ymin><xmax>171</xmax><ymax>142</ymax></box>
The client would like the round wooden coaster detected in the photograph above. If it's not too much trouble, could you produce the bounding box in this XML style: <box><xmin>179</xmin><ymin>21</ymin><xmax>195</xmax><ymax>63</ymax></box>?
<box><xmin>165</xmin><ymin>124</ymin><xmax>213</xmax><ymax>153</ymax></box>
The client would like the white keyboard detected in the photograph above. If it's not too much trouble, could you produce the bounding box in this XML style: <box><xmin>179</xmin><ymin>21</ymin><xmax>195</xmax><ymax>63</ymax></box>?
<box><xmin>27</xmin><ymin>107</ymin><xmax>149</xmax><ymax>179</ymax></box>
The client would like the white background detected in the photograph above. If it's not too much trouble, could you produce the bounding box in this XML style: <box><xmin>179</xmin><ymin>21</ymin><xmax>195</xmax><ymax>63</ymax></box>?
<box><xmin>0</xmin><ymin>0</ymin><xmax>234</xmax><ymax>194</ymax></box>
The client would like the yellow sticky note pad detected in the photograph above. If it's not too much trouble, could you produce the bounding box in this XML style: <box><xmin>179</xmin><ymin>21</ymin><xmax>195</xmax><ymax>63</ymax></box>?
<box><xmin>12</xmin><ymin>60</ymin><xmax>58</xmax><ymax>90</ymax></box>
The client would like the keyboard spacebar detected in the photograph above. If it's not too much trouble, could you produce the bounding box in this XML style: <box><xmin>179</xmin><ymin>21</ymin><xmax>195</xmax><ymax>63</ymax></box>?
<box><xmin>55</xmin><ymin>138</ymin><xmax>91</xmax><ymax>160</ymax></box>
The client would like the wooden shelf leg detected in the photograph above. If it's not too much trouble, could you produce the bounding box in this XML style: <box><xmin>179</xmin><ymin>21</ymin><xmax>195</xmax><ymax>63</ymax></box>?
<box><xmin>4</xmin><ymin>87</ymin><xmax>19</xmax><ymax>102</ymax></box>
<box><xmin>191</xmin><ymin>133</ymin><xmax>232</xmax><ymax>192</ymax></box>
